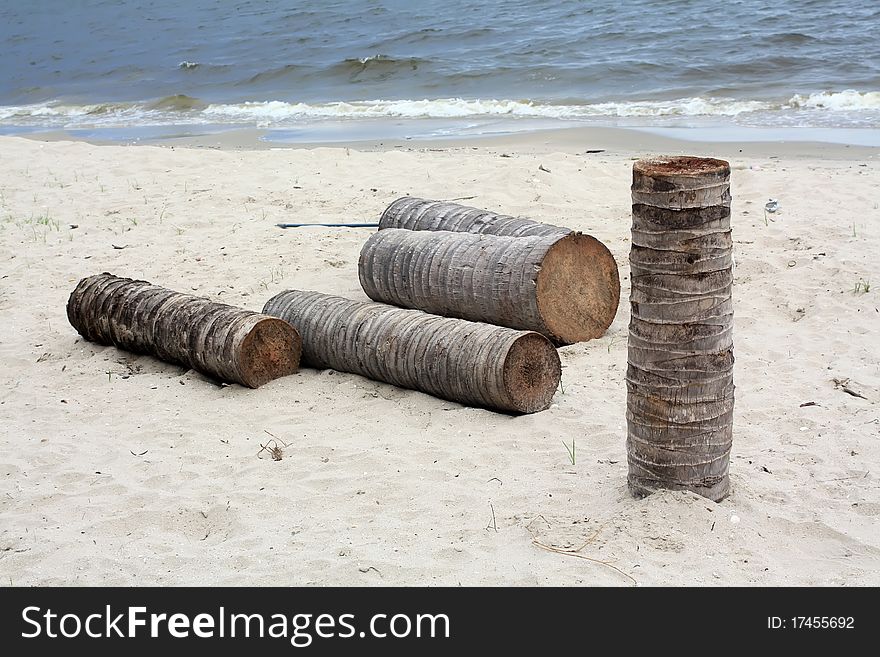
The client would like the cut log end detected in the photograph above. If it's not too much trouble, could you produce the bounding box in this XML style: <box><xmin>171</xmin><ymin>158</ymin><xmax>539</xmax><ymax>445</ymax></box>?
<box><xmin>502</xmin><ymin>332</ymin><xmax>561</xmax><ymax>413</ymax></box>
<box><xmin>235</xmin><ymin>317</ymin><xmax>302</xmax><ymax>388</ymax></box>
<box><xmin>628</xmin><ymin>474</ymin><xmax>730</xmax><ymax>503</ymax></box>
<box><xmin>633</xmin><ymin>156</ymin><xmax>730</xmax><ymax>178</ymax></box>
<box><xmin>536</xmin><ymin>232</ymin><xmax>620</xmax><ymax>344</ymax></box>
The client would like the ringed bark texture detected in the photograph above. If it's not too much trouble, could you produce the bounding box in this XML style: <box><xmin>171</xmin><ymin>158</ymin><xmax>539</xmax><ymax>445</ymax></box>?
<box><xmin>359</xmin><ymin>228</ymin><xmax>619</xmax><ymax>344</ymax></box>
<box><xmin>67</xmin><ymin>273</ymin><xmax>301</xmax><ymax>388</ymax></box>
<box><xmin>380</xmin><ymin>197</ymin><xmax>571</xmax><ymax>238</ymax></box>
<box><xmin>627</xmin><ymin>156</ymin><xmax>734</xmax><ymax>502</ymax></box>
<box><xmin>262</xmin><ymin>290</ymin><xmax>561</xmax><ymax>413</ymax></box>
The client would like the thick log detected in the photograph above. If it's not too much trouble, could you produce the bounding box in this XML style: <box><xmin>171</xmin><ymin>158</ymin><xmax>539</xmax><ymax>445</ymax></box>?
<box><xmin>626</xmin><ymin>156</ymin><xmax>734</xmax><ymax>502</ymax></box>
<box><xmin>262</xmin><ymin>290</ymin><xmax>561</xmax><ymax>413</ymax></box>
<box><xmin>380</xmin><ymin>197</ymin><xmax>571</xmax><ymax>237</ymax></box>
<box><xmin>359</xmin><ymin>228</ymin><xmax>619</xmax><ymax>344</ymax></box>
<box><xmin>67</xmin><ymin>273</ymin><xmax>301</xmax><ymax>388</ymax></box>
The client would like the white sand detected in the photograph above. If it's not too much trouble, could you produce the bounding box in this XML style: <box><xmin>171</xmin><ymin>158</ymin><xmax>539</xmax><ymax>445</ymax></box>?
<box><xmin>0</xmin><ymin>133</ymin><xmax>878</xmax><ymax>586</ymax></box>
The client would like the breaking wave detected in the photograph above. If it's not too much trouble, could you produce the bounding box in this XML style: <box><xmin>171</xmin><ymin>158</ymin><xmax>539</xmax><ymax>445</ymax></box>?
<box><xmin>201</xmin><ymin>91</ymin><xmax>880</xmax><ymax>122</ymax></box>
<box><xmin>787</xmin><ymin>90</ymin><xmax>880</xmax><ymax>110</ymax></box>
<box><xmin>147</xmin><ymin>94</ymin><xmax>207</xmax><ymax>111</ymax></box>
<box><xmin>1</xmin><ymin>90</ymin><xmax>877</xmax><ymax>129</ymax></box>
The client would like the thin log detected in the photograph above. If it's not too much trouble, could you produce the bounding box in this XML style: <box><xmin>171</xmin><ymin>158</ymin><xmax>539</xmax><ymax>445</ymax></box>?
<box><xmin>262</xmin><ymin>290</ymin><xmax>561</xmax><ymax>413</ymax></box>
<box><xmin>359</xmin><ymin>228</ymin><xmax>619</xmax><ymax>344</ymax></box>
<box><xmin>67</xmin><ymin>273</ymin><xmax>301</xmax><ymax>388</ymax></box>
<box><xmin>627</xmin><ymin>156</ymin><xmax>734</xmax><ymax>502</ymax></box>
<box><xmin>380</xmin><ymin>197</ymin><xmax>571</xmax><ymax>237</ymax></box>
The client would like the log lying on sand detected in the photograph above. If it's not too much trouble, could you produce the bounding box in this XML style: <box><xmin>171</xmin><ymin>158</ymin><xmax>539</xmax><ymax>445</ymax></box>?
<box><xmin>359</xmin><ymin>228</ymin><xmax>620</xmax><ymax>344</ymax></box>
<box><xmin>262</xmin><ymin>290</ymin><xmax>561</xmax><ymax>413</ymax></box>
<box><xmin>67</xmin><ymin>273</ymin><xmax>302</xmax><ymax>388</ymax></box>
<box><xmin>380</xmin><ymin>197</ymin><xmax>571</xmax><ymax>237</ymax></box>
<box><xmin>626</xmin><ymin>156</ymin><xmax>734</xmax><ymax>502</ymax></box>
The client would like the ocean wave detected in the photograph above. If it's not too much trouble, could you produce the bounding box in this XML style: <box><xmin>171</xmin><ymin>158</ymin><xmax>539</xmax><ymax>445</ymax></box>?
<box><xmin>1</xmin><ymin>91</ymin><xmax>878</xmax><ymax>129</ymax></box>
<box><xmin>238</xmin><ymin>63</ymin><xmax>309</xmax><ymax>86</ymax></box>
<box><xmin>331</xmin><ymin>55</ymin><xmax>426</xmax><ymax>80</ymax></box>
<box><xmin>579</xmin><ymin>98</ymin><xmax>776</xmax><ymax>117</ymax></box>
<box><xmin>147</xmin><ymin>94</ymin><xmax>207</xmax><ymax>111</ymax></box>
<box><xmin>202</xmin><ymin>98</ymin><xmax>551</xmax><ymax>120</ymax></box>
<box><xmin>0</xmin><ymin>102</ymin><xmax>133</xmax><ymax>119</ymax></box>
<box><xmin>763</xmin><ymin>32</ymin><xmax>819</xmax><ymax>45</ymax></box>
<box><xmin>237</xmin><ymin>55</ymin><xmax>427</xmax><ymax>88</ymax></box>
<box><xmin>347</xmin><ymin>54</ymin><xmax>422</xmax><ymax>68</ymax></box>
<box><xmin>200</xmin><ymin>97</ymin><xmax>786</xmax><ymax>121</ymax></box>
<box><xmin>198</xmin><ymin>92</ymin><xmax>878</xmax><ymax>122</ymax></box>
<box><xmin>787</xmin><ymin>89</ymin><xmax>880</xmax><ymax>110</ymax></box>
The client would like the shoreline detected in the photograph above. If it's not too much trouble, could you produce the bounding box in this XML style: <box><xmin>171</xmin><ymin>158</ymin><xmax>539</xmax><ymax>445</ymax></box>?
<box><xmin>10</xmin><ymin>124</ymin><xmax>880</xmax><ymax>160</ymax></box>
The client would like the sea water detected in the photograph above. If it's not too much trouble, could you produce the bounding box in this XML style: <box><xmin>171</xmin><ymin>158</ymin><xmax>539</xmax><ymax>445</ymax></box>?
<box><xmin>1</xmin><ymin>0</ymin><xmax>878</xmax><ymax>142</ymax></box>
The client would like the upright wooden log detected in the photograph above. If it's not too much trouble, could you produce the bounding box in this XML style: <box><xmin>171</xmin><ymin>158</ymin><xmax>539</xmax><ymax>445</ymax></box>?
<box><xmin>359</xmin><ymin>228</ymin><xmax>619</xmax><ymax>344</ymax></box>
<box><xmin>67</xmin><ymin>273</ymin><xmax>301</xmax><ymax>388</ymax></box>
<box><xmin>380</xmin><ymin>197</ymin><xmax>571</xmax><ymax>237</ymax></box>
<box><xmin>262</xmin><ymin>290</ymin><xmax>561</xmax><ymax>413</ymax></box>
<box><xmin>627</xmin><ymin>156</ymin><xmax>734</xmax><ymax>502</ymax></box>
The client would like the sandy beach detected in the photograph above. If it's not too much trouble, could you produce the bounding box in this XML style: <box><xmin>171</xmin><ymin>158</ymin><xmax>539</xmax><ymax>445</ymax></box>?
<box><xmin>0</xmin><ymin>131</ymin><xmax>878</xmax><ymax>586</ymax></box>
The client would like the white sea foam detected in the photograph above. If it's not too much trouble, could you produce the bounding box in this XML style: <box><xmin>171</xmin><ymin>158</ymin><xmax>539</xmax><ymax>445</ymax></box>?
<box><xmin>200</xmin><ymin>97</ymin><xmax>778</xmax><ymax>122</ymax></box>
<box><xmin>201</xmin><ymin>92</ymin><xmax>880</xmax><ymax>122</ymax></box>
<box><xmin>202</xmin><ymin>98</ymin><xmax>566</xmax><ymax>121</ymax></box>
<box><xmin>787</xmin><ymin>89</ymin><xmax>880</xmax><ymax>110</ymax></box>
<box><xmin>0</xmin><ymin>103</ymin><xmax>93</xmax><ymax>118</ymax></box>
<box><xmin>0</xmin><ymin>102</ymin><xmax>138</xmax><ymax>120</ymax></box>
<box><xmin>579</xmin><ymin>97</ymin><xmax>775</xmax><ymax>117</ymax></box>
<box><xmin>1</xmin><ymin>91</ymin><xmax>878</xmax><ymax>129</ymax></box>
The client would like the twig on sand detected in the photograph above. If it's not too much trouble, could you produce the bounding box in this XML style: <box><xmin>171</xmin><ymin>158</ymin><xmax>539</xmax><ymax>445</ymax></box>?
<box><xmin>445</xmin><ymin>195</ymin><xmax>476</xmax><ymax>202</ymax></box>
<box><xmin>258</xmin><ymin>431</ymin><xmax>290</xmax><ymax>461</ymax></box>
<box><xmin>525</xmin><ymin>514</ymin><xmax>551</xmax><ymax>531</ymax></box>
<box><xmin>817</xmin><ymin>472</ymin><xmax>869</xmax><ymax>483</ymax></box>
<box><xmin>833</xmin><ymin>377</ymin><xmax>869</xmax><ymax>400</ymax></box>
<box><xmin>532</xmin><ymin>524</ymin><xmax>636</xmax><ymax>586</ymax></box>
<box><xmin>533</xmin><ymin>540</ymin><xmax>637</xmax><ymax>585</ymax></box>
<box><xmin>487</xmin><ymin>503</ymin><xmax>498</xmax><ymax>532</ymax></box>
<box><xmin>257</xmin><ymin>442</ymin><xmax>284</xmax><ymax>460</ymax></box>
<box><xmin>842</xmin><ymin>387</ymin><xmax>868</xmax><ymax>400</ymax></box>
<box><xmin>263</xmin><ymin>430</ymin><xmax>288</xmax><ymax>444</ymax></box>
<box><xmin>575</xmin><ymin>524</ymin><xmax>605</xmax><ymax>551</ymax></box>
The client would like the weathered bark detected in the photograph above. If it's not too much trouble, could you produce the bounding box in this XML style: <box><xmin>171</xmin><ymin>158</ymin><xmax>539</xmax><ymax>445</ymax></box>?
<box><xmin>359</xmin><ymin>228</ymin><xmax>619</xmax><ymax>344</ymax></box>
<box><xmin>626</xmin><ymin>156</ymin><xmax>734</xmax><ymax>502</ymax></box>
<box><xmin>262</xmin><ymin>290</ymin><xmax>561</xmax><ymax>413</ymax></box>
<box><xmin>380</xmin><ymin>197</ymin><xmax>571</xmax><ymax>238</ymax></box>
<box><xmin>67</xmin><ymin>273</ymin><xmax>301</xmax><ymax>388</ymax></box>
